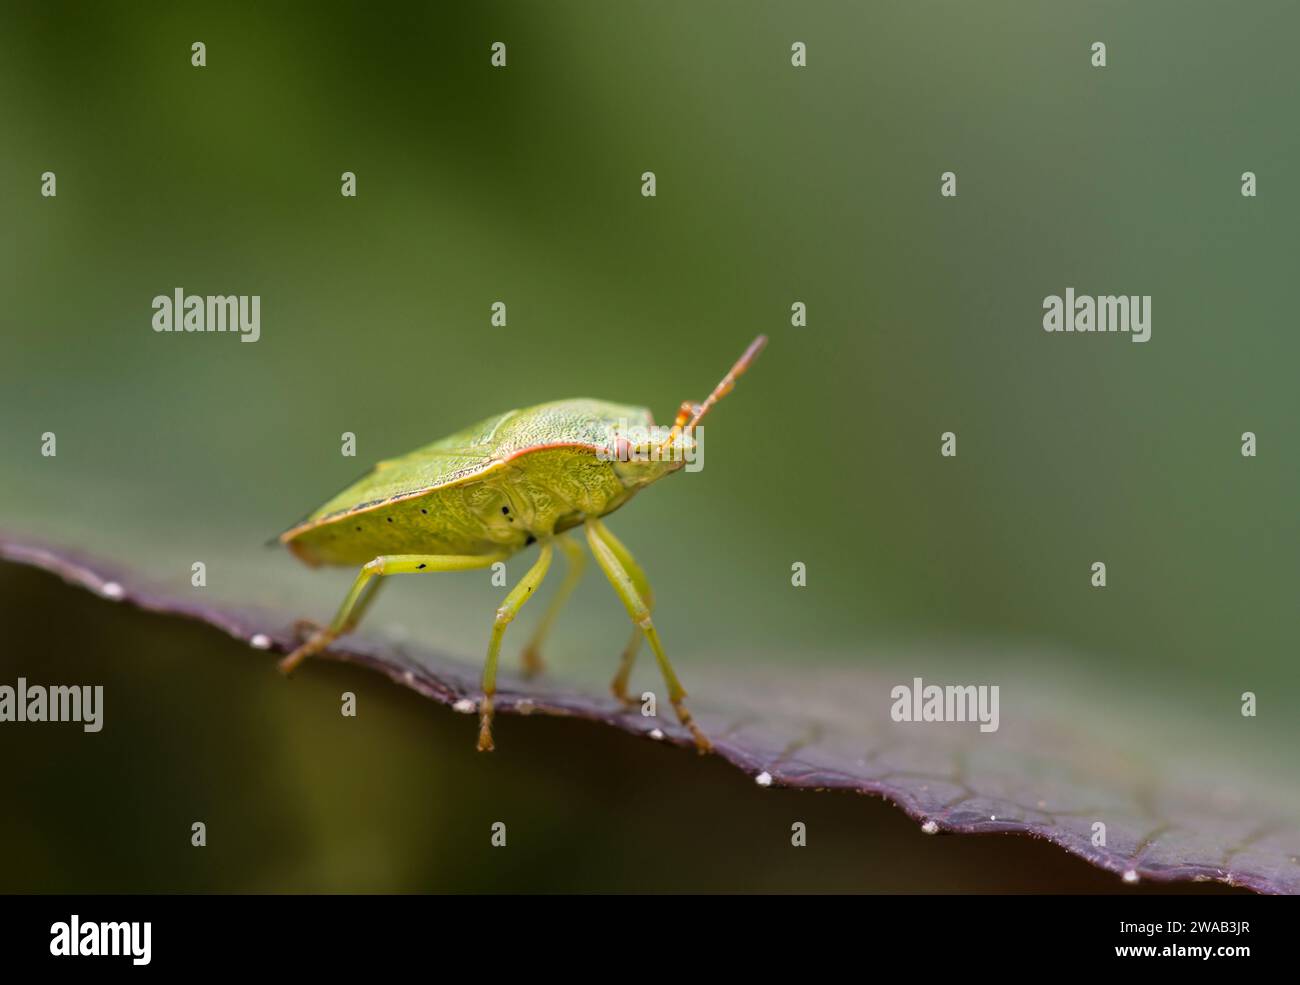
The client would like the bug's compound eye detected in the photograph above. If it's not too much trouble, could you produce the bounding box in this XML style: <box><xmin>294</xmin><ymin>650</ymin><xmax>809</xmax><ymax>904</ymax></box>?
<box><xmin>601</xmin><ymin>420</ymin><xmax>657</xmax><ymax>463</ymax></box>
<box><xmin>609</xmin><ymin>435</ymin><xmax>634</xmax><ymax>462</ymax></box>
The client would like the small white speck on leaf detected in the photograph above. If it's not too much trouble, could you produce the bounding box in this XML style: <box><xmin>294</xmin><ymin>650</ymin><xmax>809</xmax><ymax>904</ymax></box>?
<box><xmin>452</xmin><ymin>698</ymin><xmax>476</xmax><ymax>714</ymax></box>
<box><xmin>1122</xmin><ymin>869</ymin><xmax>1140</xmax><ymax>884</ymax></box>
<box><xmin>921</xmin><ymin>820</ymin><xmax>939</xmax><ymax>835</ymax></box>
<box><xmin>249</xmin><ymin>633</ymin><xmax>271</xmax><ymax>650</ymax></box>
<box><xmin>755</xmin><ymin>771</ymin><xmax>773</xmax><ymax>787</ymax></box>
<box><xmin>648</xmin><ymin>728</ymin><xmax>664</xmax><ymax>740</ymax></box>
<box><xmin>100</xmin><ymin>581</ymin><xmax>124</xmax><ymax>600</ymax></box>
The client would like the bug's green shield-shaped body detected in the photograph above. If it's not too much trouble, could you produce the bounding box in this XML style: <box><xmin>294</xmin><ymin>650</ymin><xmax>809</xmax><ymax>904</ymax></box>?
<box><xmin>276</xmin><ymin>335</ymin><xmax>767</xmax><ymax>754</ymax></box>
<box><xmin>281</xmin><ymin>399</ymin><xmax>666</xmax><ymax>567</ymax></box>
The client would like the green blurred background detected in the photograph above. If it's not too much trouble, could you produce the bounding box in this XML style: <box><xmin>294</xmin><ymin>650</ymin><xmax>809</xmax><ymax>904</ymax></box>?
<box><xmin>1</xmin><ymin>1</ymin><xmax>1294</xmax><ymax>891</ymax></box>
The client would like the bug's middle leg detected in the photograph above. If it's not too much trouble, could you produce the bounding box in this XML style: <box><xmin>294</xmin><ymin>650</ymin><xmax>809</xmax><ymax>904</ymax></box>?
<box><xmin>478</xmin><ymin>541</ymin><xmax>553</xmax><ymax>751</ymax></box>
<box><xmin>584</xmin><ymin>518</ymin><xmax>711</xmax><ymax>753</ymax></box>
<box><xmin>278</xmin><ymin>553</ymin><xmax>505</xmax><ymax>674</ymax></box>
<box><xmin>518</xmin><ymin>532</ymin><xmax>584</xmax><ymax>679</ymax></box>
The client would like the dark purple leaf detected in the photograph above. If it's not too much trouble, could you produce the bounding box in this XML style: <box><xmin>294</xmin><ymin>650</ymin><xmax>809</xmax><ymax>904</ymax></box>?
<box><xmin>3</xmin><ymin>535</ymin><xmax>1296</xmax><ymax>894</ymax></box>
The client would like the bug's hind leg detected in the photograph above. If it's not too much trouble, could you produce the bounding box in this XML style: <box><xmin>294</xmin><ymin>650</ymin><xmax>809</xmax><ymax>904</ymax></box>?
<box><xmin>478</xmin><ymin>541</ymin><xmax>554</xmax><ymax>751</ymax></box>
<box><xmin>518</xmin><ymin>533</ymin><xmax>584</xmax><ymax>679</ymax></box>
<box><xmin>584</xmin><ymin>518</ymin><xmax>711</xmax><ymax>753</ymax></box>
<box><xmin>278</xmin><ymin>553</ymin><xmax>504</xmax><ymax>674</ymax></box>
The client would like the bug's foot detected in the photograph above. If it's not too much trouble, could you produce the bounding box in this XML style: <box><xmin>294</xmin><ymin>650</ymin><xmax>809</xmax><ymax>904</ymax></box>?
<box><xmin>476</xmin><ymin>696</ymin><xmax>496</xmax><ymax>752</ymax></box>
<box><xmin>673</xmin><ymin>699</ymin><xmax>712</xmax><ymax>754</ymax></box>
<box><xmin>293</xmin><ymin>618</ymin><xmax>325</xmax><ymax>642</ymax></box>
<box><xmin>278</xmin><ymin>628</ymin><xmax>337</xmax><ymax>675</ymax></box>
<box><xmin>278</xmin><ymin>645</ymin><xmax>310</xmax><ymax>675</ymax></box>
<box><xmin>610</xmin><ymin>681</ymin><xmax>640</xmax><ymax>710</ymax></box>
<box><xmin>519</xmin><ymin>645</ymin><xmax>546</xmax><ymax>680</ymax></box>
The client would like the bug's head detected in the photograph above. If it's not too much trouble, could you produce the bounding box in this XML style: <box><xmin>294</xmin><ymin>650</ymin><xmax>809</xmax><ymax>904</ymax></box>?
<box><xmin>609</xmin><ymin>334</ymin><xmax>767</xmax><ymax>487</ymax></box>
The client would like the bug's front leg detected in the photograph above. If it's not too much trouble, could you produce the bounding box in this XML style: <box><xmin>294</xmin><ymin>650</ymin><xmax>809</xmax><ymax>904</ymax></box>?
<box><xmin>279</xmin><ymin>553</ymin><xmax>505</xmax><ymax>674</ymax></box>
<box><xmin>478</xmin><ymin>541</ymin><xmax>554</xmax><ymax>752</ymax></box>
<box><xmin>584</xmin><ymin>518</ymin><xmax>711</xmax><ymax>753</ymax></box>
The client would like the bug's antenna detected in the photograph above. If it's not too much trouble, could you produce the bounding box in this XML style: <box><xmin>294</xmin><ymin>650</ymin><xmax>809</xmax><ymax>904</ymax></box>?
<box><xmin>676</xmin><ymin>334</ymin><xmax>768</xmax><ymax>437</ymax></box>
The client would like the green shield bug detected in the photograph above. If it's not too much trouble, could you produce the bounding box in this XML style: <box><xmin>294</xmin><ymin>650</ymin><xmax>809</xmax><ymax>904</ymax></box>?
<box><xmin>277</xmin><ymin>335</ymin><xmax>767</xmax><ymax>753</ymax></box>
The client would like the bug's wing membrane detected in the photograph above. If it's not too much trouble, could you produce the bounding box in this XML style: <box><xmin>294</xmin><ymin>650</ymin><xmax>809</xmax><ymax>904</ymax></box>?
<box><xmin>322</xmin><ymin>446</ymin><xmax>491</xmax><ymax>509</ymax></box>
